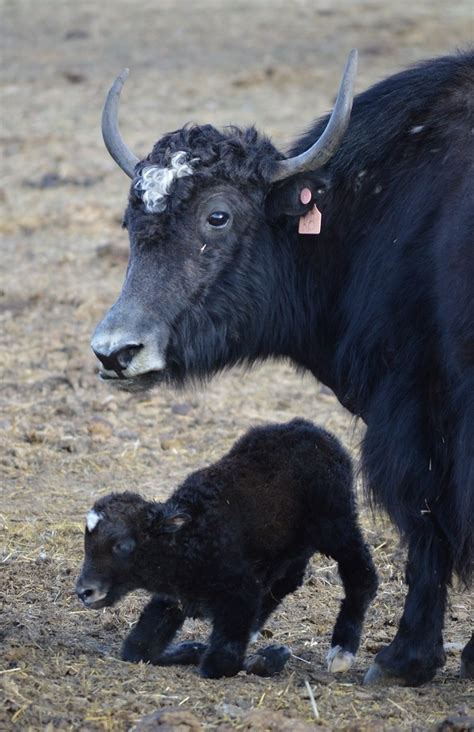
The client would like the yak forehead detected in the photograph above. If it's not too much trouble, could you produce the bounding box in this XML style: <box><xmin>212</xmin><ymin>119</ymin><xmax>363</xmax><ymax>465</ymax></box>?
<box><xmin>135</xmin><ymin>151</ymin><xmax>198</xmax><ymax>214</ymax></box>
<box><xmin>131</xmin><ymin>124</ymin><xmax>280</xmax><ymax>214</ymax></box>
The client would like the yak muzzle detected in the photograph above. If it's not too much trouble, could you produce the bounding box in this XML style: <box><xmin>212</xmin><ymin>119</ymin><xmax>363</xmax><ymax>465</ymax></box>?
<box><xmin>91</xmin><ymin>305</ymin><xmax>168</xmax><ymax>381</ymax></box>
<box><xmin>92</xmin><ymin>341</ymin><xmax>143</xmax><ymax>376</ymax></box>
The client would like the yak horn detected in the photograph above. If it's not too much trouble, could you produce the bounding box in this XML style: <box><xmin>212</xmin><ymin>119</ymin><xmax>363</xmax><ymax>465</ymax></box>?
<box><xmin>102</xmin><ymin>68</ymin><xmax>140</xmax><ymax>178</ymax></box>
<box><xmin>270</xmin><ymin>49</ymin><xmax>358</xmax><ymax>182</ymax></box>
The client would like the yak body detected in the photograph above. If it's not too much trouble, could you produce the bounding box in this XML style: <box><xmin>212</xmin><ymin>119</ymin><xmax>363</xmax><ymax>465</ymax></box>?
<box><xmin>76</xmin><ymin>420</ymin><xmax>378</xmax><ymax>679</ymax></box>
<box><xmin>91</xmin><ymin>51</ymin><xmax>474</xmax><ymax>684</ymax></box>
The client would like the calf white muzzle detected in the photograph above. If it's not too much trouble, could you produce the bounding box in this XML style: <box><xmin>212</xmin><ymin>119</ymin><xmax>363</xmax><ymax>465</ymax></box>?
<box><xmin>76</xmin><ymin>580</ymin><xmax>109</xmax><ymax>608</ymax></box>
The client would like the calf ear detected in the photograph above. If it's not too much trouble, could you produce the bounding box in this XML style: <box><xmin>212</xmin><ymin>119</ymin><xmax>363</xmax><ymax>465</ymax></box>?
<box><xmin>161</xmin><ymin>511</ymin><xmax>191</xmax><ymax>533</ymax></box>
<box><xmin>265</xmin><ymin>174</ymin><xmax>330</xmax><ymax>222</ymax></box>
<box><xmin>145</xmin><ymin>503</ymin><xmax>190</xmax><ymax>533</ymax></box>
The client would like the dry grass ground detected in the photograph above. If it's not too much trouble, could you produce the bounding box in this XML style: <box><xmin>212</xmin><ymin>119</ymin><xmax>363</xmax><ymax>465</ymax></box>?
<box><xmin>1</xmin><ymin>1</ymin><xmax>473</xmax><ymax>729</ymax></box>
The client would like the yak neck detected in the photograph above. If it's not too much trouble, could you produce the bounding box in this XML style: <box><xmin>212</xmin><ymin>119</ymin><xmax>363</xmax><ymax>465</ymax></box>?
<box><xmin>262</xmin><ymin>213</ymin><xmax>353</xmax><ymax>405</ymax></box>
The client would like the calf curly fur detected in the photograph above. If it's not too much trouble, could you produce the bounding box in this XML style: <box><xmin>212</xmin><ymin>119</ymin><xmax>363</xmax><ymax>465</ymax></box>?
<box><xmin>76</xmin><ymin>419</ymin><xmax>377</xmax><ymax>679</ymax></box>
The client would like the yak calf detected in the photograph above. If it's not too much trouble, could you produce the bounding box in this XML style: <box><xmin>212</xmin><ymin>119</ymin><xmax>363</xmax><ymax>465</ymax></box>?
<box><xmin>76</xmin><ymin>419</ymin><xmax>377</xmax><ymax>679</ymax></box>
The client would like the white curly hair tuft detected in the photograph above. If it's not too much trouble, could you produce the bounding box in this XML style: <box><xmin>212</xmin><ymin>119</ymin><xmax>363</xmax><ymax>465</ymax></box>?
<box><xmin>134</xmin><ymin>151</ymin><xmax>199</xmax><ymax>213</ymax></box>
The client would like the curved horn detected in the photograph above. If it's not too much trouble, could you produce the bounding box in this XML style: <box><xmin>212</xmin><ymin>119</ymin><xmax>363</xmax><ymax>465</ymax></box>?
<box><xmin>270</xmin><ymin>49</ymin><xmax>358</xmax><ymax>183</ymax></box>
<box><xmin>102</xmin><ymin>68</ymin><xmax>140</xmax><ymax>179</ymax></box>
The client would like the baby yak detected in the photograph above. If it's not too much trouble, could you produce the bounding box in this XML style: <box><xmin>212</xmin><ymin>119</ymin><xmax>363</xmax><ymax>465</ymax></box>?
<box><xmin>76</xmin><ymin>419</ymin><xmax>378</xmax><ymax>679</ymax></box>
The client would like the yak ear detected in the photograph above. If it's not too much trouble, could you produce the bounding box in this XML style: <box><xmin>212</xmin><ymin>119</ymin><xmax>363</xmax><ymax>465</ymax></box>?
<box><xmin>265</xmin><ymin>173</ymin><xmax>331</xmax><ymax>221</ymax></box>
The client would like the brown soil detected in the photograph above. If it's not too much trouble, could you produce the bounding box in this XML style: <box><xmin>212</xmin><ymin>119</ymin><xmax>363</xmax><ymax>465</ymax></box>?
<box><xmin>1</xmin><ymin>1</ymin><xmax>473</xmax><ymax>730</ymax></box>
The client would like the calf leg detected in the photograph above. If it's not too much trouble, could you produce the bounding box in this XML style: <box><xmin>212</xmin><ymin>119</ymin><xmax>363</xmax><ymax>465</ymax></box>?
<box><xmin>460</xmin><ymin>632</ymin><xmax>474</xmax><ymax>679</ymax></box>
<box><xmin>158</xmin><ymin>641</ymin><xmax>207</xmax><ymax>666</ymax></box>
<box><xmin>200</xmin><ymin>578</ymin><xmax>260</xmax><ymax>679</ymax></box>
<box><xmin>241</xmin><ymin>558</ymin><xmax>307</xmax><ymax>677</ymax></box>
<box><xmin>364</xmin><ymin>528</ymin><xmax>451</xmax><ymax>686</ymax></box>
<box><xmin>325</xmin><ymin>525</ymin><xmax>378</xmax><ymax>673</ymax></box>
<box><xmin>254</xmin><ymin>557</ymin><xmax>309</xmax><ymax>632</ymax></box>
<box><xmin>121</xmin><ymin>596</ymin><xmax>185</xmax><ymax>665</ymax></box>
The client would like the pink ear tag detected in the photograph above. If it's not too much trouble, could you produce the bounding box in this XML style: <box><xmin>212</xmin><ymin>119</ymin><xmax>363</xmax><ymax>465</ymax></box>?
<box><xmin>298</xmin><ymin>188</ymin><xmax>322</xmax><ymax>235</ymax></box>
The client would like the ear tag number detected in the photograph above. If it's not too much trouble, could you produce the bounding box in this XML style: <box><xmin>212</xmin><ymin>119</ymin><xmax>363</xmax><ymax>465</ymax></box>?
<box><xmin>298</xmin><ymin>187</ymin><xmax>322</xmax><ymax>235</ymax></box>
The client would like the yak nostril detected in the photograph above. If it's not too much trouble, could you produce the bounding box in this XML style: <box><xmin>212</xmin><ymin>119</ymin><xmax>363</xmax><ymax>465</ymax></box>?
<box><xmin>116</xmin><ymin>345</ymin><xmax>142</xmax><ymax>370</ymax></box>
<box><xmin>93</xmin><ymin>344</ymin><xmax>143</xmax><ymax>373</ymax></box>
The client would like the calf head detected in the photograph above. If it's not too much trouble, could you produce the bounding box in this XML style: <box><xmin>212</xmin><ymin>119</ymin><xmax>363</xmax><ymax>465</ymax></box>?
<box><xmin>91</xmin><ymin>52</ymin><xmax>357</xmax><ymax>391</ymax></box>
<box><xmin>76</xmin><ymin>492</ymin><xmax>189</xmax><ymax>608</ymax></box>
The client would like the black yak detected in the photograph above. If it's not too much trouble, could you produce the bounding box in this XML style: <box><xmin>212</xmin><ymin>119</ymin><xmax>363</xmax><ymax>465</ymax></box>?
<box><xmin>76</xmin><ymin>419</ymin><xmax>378</xmax><ymax>678</ymax></box>
<box><xmin>91</xmin><ymin>50</ymin><xmax>474</xmax><ymax>685</ymax></box>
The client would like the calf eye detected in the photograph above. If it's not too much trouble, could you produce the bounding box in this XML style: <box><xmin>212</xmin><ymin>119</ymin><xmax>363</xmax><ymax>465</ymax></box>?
<box><xmin>113</xmin><ymin>538</ymin><xmax>136</xmax><ymax>557</ymax></box>
<box><xmin>207</xmin><ymin>211</ymin><xmax>230</xmax><ymax>228</ymax></box>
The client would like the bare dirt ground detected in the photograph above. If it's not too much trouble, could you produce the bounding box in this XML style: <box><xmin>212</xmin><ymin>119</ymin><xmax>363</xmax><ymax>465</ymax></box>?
<box><xmin>1</xmin><ymin>1</ymin><xmax>473</xmax><ymax>729</ymax></box>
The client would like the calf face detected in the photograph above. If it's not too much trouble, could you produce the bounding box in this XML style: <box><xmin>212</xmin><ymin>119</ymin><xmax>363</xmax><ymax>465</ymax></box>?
<box><xmin>76</xmin><ymin>506</ymin><xmax>139</xmax><ymax>609</ymax></box>
<box><xmin>76</xmin><ymin>493</ymin><xmax>190</xmax><ymax>608</ymax></box>
<box><xmin>76</xmin><ymin>493</ymin><xmax>147</xmax><ymax>609</ymax></box>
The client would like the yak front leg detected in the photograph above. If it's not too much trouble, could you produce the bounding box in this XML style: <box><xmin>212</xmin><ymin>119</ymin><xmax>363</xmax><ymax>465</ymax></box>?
<box><xmin>461</xmin><ymin>632</ymin><xmax>474</xmax><ymax>679</ymax></box>
<box><xmin>364</xmin><ymin>527</ymin><xmax>451</xmax><ymax>686</ymax></box>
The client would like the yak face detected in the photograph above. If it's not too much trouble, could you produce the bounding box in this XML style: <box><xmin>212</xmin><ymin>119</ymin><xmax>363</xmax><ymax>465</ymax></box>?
<box><xmin>92</xmin><ymin>126</ymin><xmax>284</xmax><ymax>392</ymax></box>
<box><xmin>91</xmin><ymin>54</ymin><xmax>357</xmax><ymax>391</ymax></box>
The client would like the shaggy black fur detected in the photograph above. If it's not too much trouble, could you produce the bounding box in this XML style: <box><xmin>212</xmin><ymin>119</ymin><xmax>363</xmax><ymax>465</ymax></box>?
<box><xmin>92</xmin><ymin>50</ymin><xmax>474</xmax><ymax>685</ymax></box>
<box><xmin>76</xmin><ymin>419</ymin><xmax>378</xmax><ymax>679</ymax></box>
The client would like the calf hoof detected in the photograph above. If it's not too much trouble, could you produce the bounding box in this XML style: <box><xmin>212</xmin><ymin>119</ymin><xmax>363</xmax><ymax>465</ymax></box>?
<box><xmin>164</xmin><ymin>641</ymin><xmax>207</xmax><ymax>666</ymax></box>
<box><xmin>121</xmin><ymin>640</ymin><xmax>150</xmax><ymax>664</ymax></box>
<box><xmin>460</xmin><ymin>658</ymin><xmax>474</xmax><ymax>679</ymax></box>
<box><xmin>245</xmin><ymin>645</ymin><xmax>291</xmax><ymax>677</ymax></box>
<box><xmin>199</xmin><ymin>648</ymin><xmax>243</xmax><ymax>679</ymax></box>
<box><xmin>326</xmin><ymin>645</ymin><xmax>355</xmax><ymax>673</ymax></box>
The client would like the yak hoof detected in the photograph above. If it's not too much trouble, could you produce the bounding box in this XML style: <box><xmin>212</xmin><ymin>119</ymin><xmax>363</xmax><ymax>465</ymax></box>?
<box><xmin>460</xmin><ymin>658</ymin><xmax>474</xmax><ymax>679</ymax></box>
<box><xmin>245</xmin><ymin>645</ymin><xmax>291</xmax><ymax>677</ymax></box>
<box><xmin>326</xmin><ymin>645</ymin><xmax>355</xmax><ymax>673</ymax></box>
<box><xmin>363</xmin><ymin>662</ymin><xmax>405</xmax><ymax>686</ymax></box>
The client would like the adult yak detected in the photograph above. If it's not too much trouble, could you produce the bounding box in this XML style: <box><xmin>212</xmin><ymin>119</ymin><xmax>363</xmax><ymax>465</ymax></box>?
<box><xmin>91</xmin><ymin>50</ymin><xmax>473</xmax><ymax>686</ymax></box>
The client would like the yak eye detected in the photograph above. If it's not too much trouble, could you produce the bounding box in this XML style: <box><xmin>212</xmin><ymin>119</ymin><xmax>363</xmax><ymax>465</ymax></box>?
<box><xmin>207</xmin><ymin>211</ymin><xmax>230</xmax><ymax>228</ymax></box>
<box><xmin>113</xmin><ymin>538</ymin><xmax>136</xmax><ymax>557</ymax></box>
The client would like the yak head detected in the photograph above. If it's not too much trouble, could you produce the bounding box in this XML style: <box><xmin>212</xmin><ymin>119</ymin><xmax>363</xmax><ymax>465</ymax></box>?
<box><xmin>91</xmin><ymin>52</ymin><xmax>357</xmax><ymax>392</ymax></box>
